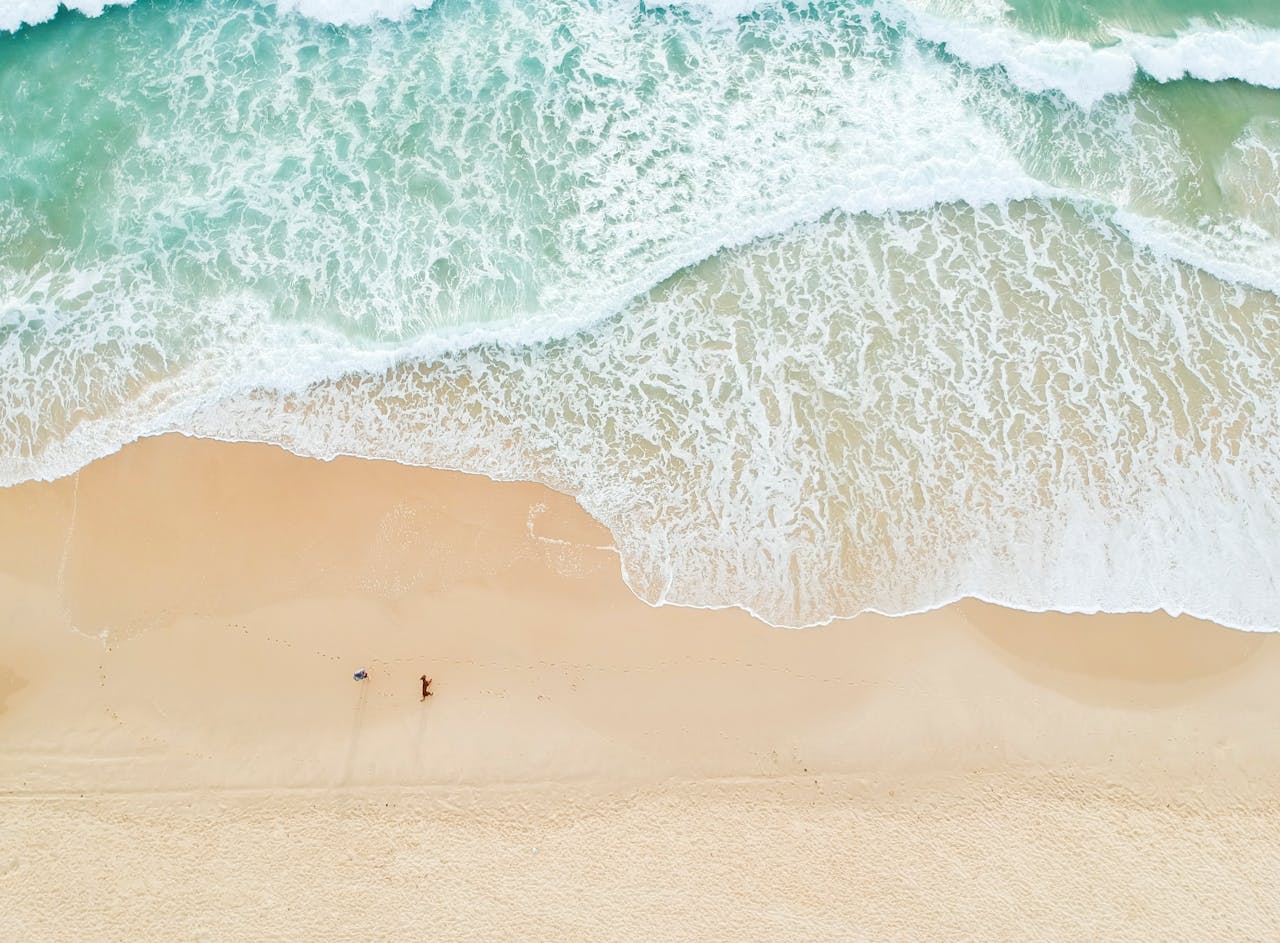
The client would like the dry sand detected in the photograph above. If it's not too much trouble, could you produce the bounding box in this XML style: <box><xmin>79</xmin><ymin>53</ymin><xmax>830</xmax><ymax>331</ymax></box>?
<box><xmin>1</xmin><ymin>433</ymin><xmax>1278</xmax><ymax>940</ymax></box>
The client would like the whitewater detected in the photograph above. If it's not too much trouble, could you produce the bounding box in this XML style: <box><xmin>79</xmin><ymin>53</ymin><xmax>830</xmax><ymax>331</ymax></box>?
<box><xmin>2</xmin><ymin>0</ymin><xmax>1280</xmax><ymax>629</ymax></box>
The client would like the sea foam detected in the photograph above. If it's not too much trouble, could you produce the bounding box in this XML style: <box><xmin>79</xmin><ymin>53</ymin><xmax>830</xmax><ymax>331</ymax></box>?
<box><xmin>9</xmin><ymin>0</ymin><xmax>1280</xmax><ymax>109</ymax></box>
<box><xmin>0</xmin><ymin>0</ymin><xmax>434</xmax><ymax>31</ymax></box>
<box><xmin>0</xmin><ymin>0</ymin><xmax>134</xmax><ymax>32</ymax></box>
<box><xmin>0</xmin><ymin>0</ymin><xmax>1047</xmax><ymax>483</ymax></box>
<box><xmin>174</xmin><ymin>202</ymin><xmax>1280</xmax><ymax>631</ymax></box>
<box><xmin>268</xmin><ymin>0</ymin><xmax>434</xmax><ymax>26</ymax></box>
<box><xmin>3</xmin><ymin>0</ymin><xmax>1280</xmax><ymax>633</ymax></box>
<box><xmin>1123</xmin><ymin>22</ymin><xmax>1280</xmax><ymax>89</ymax></box>
<box><xmin>885</xmin><ymin>7</ymin><xmax>1280</xmax><ymax>107</ymax></box>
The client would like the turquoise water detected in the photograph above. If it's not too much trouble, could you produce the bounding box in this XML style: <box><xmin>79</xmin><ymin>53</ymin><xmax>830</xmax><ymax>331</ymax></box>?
<box><xmin>3</xmin><ymin>0</ymin><xmax>1280</xmax><ymax>627</ymax></box>
<box><xmin>1006</xmin><ymin>0</ymin><xmax>1280</xmax><ymax>38</ymax></box>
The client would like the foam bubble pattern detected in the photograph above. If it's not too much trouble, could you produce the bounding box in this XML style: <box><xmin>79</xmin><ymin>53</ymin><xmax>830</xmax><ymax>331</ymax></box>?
<box><xmin>4</xmin><ymin>0</ymin><xmax>1280</xmax><ymax>630</ymax></box>
<box><xmin>182</xmin><ymin>202</ymin><xmax>1280</xmax><ymax>630</ymax></box>
<box><xmin>889</xmin><ymin>7</ymin><xmax>1280</xmax><ymax>108</ymax></box>
<box><xmin>1</xmin><ymin>0</ymin><xmax>1037</xmax><ymax>470</ymax></box>
<box><xmin>5</xmin><ymin>0</ymin><xmax>1279</xmax><ymax>477</ymax></box>
<box><xmin>0</xmin><ymin>0</ymin><xmax>437</xmax><ymax>31</ymax></box>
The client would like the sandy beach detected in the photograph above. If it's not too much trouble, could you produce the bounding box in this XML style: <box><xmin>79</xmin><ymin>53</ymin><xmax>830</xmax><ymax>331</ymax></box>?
<box><xmin>1</xmin><ymin>433</ymin><xmax>1279</xmax><ymax>940</ymax></box>
<box><xmin>6</xmin><ymin>0</ymin><xmax>1280</xmax><ymax>938</ymax></box>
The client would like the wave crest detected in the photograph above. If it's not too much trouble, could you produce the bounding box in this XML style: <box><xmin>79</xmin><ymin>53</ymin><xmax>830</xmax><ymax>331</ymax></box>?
<box><xmin>892</xmin><ymin>8</ymin><xmax>1280</xmax><ymax>108</ymax></box>
<box><xmin>0</xmin><ymin>0</ymin><xmax>435</xmax><ymax>32</ymax></box>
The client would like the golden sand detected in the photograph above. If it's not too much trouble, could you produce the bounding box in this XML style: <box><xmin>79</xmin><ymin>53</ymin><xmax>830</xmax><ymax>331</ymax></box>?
<box><xmin>1</xmin><ymin>434</ymin><xmax>1278</xmax><ymax>940</ymax></box>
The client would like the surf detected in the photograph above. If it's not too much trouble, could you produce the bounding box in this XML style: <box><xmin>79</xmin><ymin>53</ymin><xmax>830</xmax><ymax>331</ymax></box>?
<box><xmin>3</xmin><ymin>0</ymin><xmax>1280</xmax><ymax>631</ymax></box>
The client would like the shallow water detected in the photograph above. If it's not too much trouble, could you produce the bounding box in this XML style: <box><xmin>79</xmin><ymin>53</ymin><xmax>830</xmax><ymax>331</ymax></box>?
<box><xmin>3</xmin><ymin>0</ymin><xmax>1279</xmax><ymax>627</ymax></box>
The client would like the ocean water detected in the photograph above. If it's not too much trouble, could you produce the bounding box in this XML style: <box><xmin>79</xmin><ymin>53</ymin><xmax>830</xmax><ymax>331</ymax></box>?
<box><xmin>2</xmin><ymin>0</ymin><xmax>1279</xmax><ymax>628</ymax></box>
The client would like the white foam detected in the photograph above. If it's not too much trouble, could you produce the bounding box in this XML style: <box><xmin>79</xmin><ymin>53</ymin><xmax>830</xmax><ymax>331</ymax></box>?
<box><xmin>0</xmin><ymin>0</ymin><xmax>434</xmax><ymax>31</ymax></box>
<box><xmin>5</xmin><ymin>0</ymin><xmax>1280</xmax><ymax>635</ymax></box>
<box><xmin>1114</xmin><ymin>211</ymin><xmax>1280</xmax><ymax>298</ymax></box>
<box><xmin>1123</xmin><ymin>21</ymin><xmax>1280</xmax><ymax>88</ymax></box>
<box><xmin>10</xmin><ymin>199</ymin><xmax>1280</xmax><ymax>636</ymax></box>
<box><xmin>7</xmin><ymin>202</ymin><xmax>1280</xmax><ymax>634</ymax></box>
<box><xmin>9</xmin><ymin>0</ymin><xmax>1280</xmax><ymax>110</ymax></box>
<box><xmin>0</xmin><ymin>0</ymin><xmax>133</xmax><ymax>32</ymax></box>
<box><xmin>0</xmin><ymin>0</ymin><xmax>1056</xmax><ymax>489</ymax></box>
<box><xmin>889</xmin><ymin>5</ymin><xmax>1135</xmax><ymax>108</ymax></box>
<box><xmin>267</xmin><ymin>0</ymin><xmax>433</xmax><ymax>27</ymax></box>
<box><xmin>164</xmin><ymin>202</ymin><xmax>1280</xmax><ymax>632</ymax></box>
<box><xmin>659</xmin><ymin>0</ymin><xmax>773</xmax><ymax>22</ymax></box>
<box><xmin>669</xmin><ymin>0</ymin><xmax>1013</xmax><ymax>23</ymax></box>
<box><xmin>882</xmin><ymin>4</ymin><xmax>1280</xmax><ymax>108</ymax></box>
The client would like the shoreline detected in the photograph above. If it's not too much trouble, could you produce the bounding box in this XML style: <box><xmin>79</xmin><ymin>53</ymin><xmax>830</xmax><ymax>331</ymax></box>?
<box><xmin>2</xmin><ymin>433</ymin><xmax>1279</xmax><ymax>938</ymax></box>
<box><xmin>12</xmin><ymin>429</ymin><xmax>1271</xmax><ymax>635</ymax></box>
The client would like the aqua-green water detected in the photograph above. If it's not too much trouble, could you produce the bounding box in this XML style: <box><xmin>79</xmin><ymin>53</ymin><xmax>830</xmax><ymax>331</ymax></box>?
<box><xmin>1007</xmin><ymin>0</ymin><xmax>1280</xmax><ymax>39</ymax></box>
<box><xmin>3</xmin><ymin>0</ymin><xmax>1280</xmax><ymax>628</ymax></box>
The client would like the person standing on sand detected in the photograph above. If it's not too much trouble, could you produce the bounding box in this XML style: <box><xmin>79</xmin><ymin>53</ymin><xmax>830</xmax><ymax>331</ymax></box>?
<box><xmin>420</xmin><ymin>675</ymin><xmax>433</xmax><ymax>700</ymax></box>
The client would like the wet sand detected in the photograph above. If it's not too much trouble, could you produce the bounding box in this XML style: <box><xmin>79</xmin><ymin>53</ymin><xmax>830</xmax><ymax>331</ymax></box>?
<box><xmin>1</xmin><ymin>434</ymin><xmax>1278</xmax><ymax>940</ymax></box>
